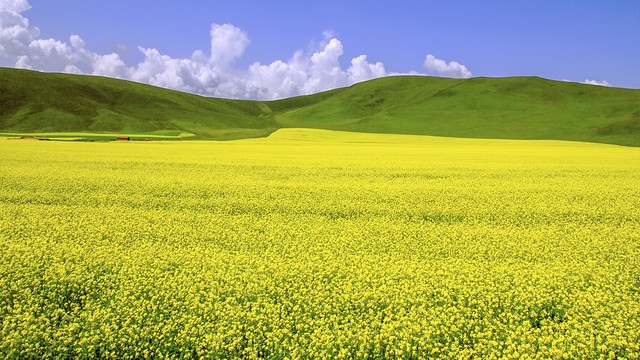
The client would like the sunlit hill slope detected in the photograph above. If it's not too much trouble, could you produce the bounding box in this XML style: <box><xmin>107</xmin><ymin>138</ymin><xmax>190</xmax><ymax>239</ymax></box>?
<box><xmin>1</xmin><ymin>68</ymin><xmax>639</xmax><ymax>145</ymax></box>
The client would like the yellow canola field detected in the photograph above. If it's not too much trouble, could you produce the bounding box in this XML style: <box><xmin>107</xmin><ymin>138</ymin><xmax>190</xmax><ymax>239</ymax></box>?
<box><xmin>1</xmin><ymin>129</ymin><xmax>639</xmax><ymax>359</ymax></box>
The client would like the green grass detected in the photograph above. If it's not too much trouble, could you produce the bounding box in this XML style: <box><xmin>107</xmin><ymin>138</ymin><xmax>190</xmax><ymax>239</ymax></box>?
<box><xmin>0</xmin><ymin>68</ymin><xmax>277</xmax><ymax>140</ymax></box>
<box><xmin>1</xmin><ymin>68</ymin><xmax>639</xmax><ymax>145</ymax></box>
<box><xmin>0</xmin><ymin>131</ymin><xmax>194</xmax><ymax>141</ymax></box>
<box><xmin>270</xmin><ymin>76</ymin><xmax>640</xmax><ymax>146</ymax></box>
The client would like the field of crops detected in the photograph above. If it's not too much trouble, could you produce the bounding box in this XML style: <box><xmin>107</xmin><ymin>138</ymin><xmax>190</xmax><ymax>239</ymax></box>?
<box><xmin>1</xmin><ymin>129</ymin><xmax>639</xmax><ymax>359</ymax></box>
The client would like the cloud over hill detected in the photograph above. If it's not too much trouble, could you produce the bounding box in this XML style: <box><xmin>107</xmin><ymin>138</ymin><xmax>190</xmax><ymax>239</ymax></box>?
<box><xmin>0</xmin><ymin>0</ymin><xmax>476</xmax><ymax>100</ymax></box>
<box><xmin>423</xmin><ymin>54</ymin><xmax>472</xmax><ymax>78</ymax></box>
<box><xmin>0</xmin><ymin>0</ymin><xmax>392</xmax><ymax>99</ymax></box>
<box><xmin>3</xmin><ymin>1</ymin><xmax>611</xmax><ymax>98</ymax></box>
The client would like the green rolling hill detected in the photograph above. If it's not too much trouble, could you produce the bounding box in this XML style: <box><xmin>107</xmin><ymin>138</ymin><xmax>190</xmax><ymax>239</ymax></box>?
<box><xmin>0</xmin><ymin>68</ymin><xmax>277</xmax><ymax>140</ymax></box>
<box><xmin>269</xmin><ymin>76</ymin><xmax>640</xmax><ymax>146</ymax></box>
<box><xmin>1</xmin><ymin>67</ymin><xmax>639</xmax><ymax>145</ymax></box>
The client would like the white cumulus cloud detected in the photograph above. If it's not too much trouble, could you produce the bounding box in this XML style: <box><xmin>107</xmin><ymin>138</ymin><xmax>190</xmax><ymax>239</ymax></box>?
<box><xmin>0</xmin><ymin>0</ymin><xmax>39</xmax><ymax>63</ymax></box>
<box><xmin>423</xmin><ymin>54</ymin><xmax>472</xmax><ymax>78</ymax></box>
<box><xmin>348</xmin><ymin>55</ymin><xmax>387</xmax><ymax>83</ymax></box>
<box><xmin>209</xmin><ymin>23</ymin><xmax>249</xmax><ymax>66</ymax></box>
<box><xmin>1</xmin><ymin>0</ymin><xmax>442</xmax><ymax>99</ymax></box>
<box><xmin>582</xmin><ymin>79</ymin><xmax>611</xmax><ymax>87</ymax></box>
<box><xmin>0</xmin><ymin>0</ymin><xmax>29</xmax><ymax>12</ymax></box>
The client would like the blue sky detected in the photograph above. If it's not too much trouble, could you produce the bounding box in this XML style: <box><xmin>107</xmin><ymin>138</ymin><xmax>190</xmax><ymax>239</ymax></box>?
<box><xmin>1</xmin><ymin>0</ymin><xmax>638</xmax><ymax>99</ymax></box>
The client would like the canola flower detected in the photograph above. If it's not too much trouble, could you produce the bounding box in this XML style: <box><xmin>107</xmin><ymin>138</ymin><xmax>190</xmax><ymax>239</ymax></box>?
<box><xmin>0</xmin><ymin>129</ymin><xmax>639</xmax><ymax>359</ymax></box>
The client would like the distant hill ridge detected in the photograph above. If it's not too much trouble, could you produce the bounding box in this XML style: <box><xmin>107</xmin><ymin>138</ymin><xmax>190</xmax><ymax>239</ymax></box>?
<box><xmin>1</xmin><ymin>68</ymin><xmax>639</xmax><ymax>145</ymax></box>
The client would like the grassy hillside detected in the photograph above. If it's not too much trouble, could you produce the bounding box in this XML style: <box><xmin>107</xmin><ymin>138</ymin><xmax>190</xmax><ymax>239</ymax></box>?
<box><xmin>0</xmin><ymin>68</ymin><xmax>277</xmax><ymax>140</ymax></box>
<box><xmin>2</xmin><ymin>68</ymin><xmax>639</xmax><ymax>145</ymax></box>
<box><xmin>269</xmin><ymin>76</ymin><xmax>640</xmax><ymax>146</ymax></box>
